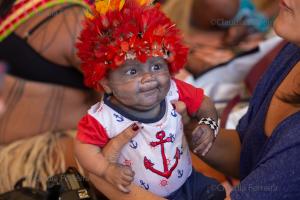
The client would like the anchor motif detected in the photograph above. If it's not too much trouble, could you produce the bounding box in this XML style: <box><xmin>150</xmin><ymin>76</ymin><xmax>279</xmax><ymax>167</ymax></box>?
<box><xmin>169</xmin><ymin>133</ymin><xmax>175</xmax><ymax>143</ymax></box>
<box><xmin>177</xmin><ymin>169</ymin><xmax>183</xmax><ymax>178</ymax></box>
<box><xmin>113</xmin><ymin>113</ymin><xmax>124</xmax><ymax>122</ymax></box>
<box><xmin>140</xmin><ymin>180</ymin><xmax>149</xmax><ymax>190</ymax></box>
<box><xmin>179</xmin><ymin>145</ymin><xmax>183</xmax><ymax>155</ymax></box>
<box><xmin>171</xmin><ymin>108</ymin><xmax>177</xmax><ymax>117</ymax></box>
<box><xmin>129</xmin><ymin>140</ymin><xmax>138</xmax><ymax>149</ymax></box>
<box><xmin>144</xmin><ymin>131</ymin><xmax>180</xmax><ymax>179</ymax></box>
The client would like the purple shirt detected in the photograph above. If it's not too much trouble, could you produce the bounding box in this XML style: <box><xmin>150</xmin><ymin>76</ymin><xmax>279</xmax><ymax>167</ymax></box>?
<box><xmin>231</xmin><ymin>43</ymin><xmax>300</xmax><ymax>199</ymax></box>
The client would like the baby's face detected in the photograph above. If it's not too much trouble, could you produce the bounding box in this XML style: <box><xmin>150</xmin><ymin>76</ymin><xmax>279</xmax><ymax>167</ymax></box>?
<box><xmin>103</xmin><ymin>57</ymin><xmax>171</xmax><ymax>111</ymax></box>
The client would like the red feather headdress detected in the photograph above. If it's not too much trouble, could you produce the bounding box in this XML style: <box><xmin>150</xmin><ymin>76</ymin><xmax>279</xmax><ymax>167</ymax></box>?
<box><xmin>77</xmin><ymin>0</ymin><xmax>188</xmax><ymax>90</ymax></box>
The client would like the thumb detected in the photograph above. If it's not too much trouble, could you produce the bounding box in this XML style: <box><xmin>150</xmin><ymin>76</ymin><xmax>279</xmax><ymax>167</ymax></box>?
<box><xmin>171</xmin><ymin>100</ymin><xmax>190</xmax><ymax>125</ymax></box>
<box><xmin>102</xmin><ymin>123</ymin><xmax>140</xmax><ymax>163</ymax></box>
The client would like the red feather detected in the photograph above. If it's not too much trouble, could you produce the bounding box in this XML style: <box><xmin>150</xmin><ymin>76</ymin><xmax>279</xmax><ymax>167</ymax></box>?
<box><xmin>77</xmin><ymin>0</ymin><xmax>188</xmax><ymax>90</ymax></box>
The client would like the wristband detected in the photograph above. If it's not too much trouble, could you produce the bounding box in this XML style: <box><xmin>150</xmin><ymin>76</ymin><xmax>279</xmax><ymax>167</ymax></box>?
<box><xmin>198</xmin><ymin>117</ymin><xmax>219</xmax><ymax>138</ymax></box>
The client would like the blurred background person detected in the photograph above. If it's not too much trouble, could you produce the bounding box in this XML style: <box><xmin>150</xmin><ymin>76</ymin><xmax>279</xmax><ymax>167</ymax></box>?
<box><xmin>0</xmin><ymin>0</ymin><xmax>98</xmax><ymax>192</ymax></box>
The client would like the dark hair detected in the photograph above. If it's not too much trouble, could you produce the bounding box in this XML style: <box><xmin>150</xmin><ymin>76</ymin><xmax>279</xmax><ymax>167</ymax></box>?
<box><xmin>0</xmin><ymin>0</ymin><xmax>16</xmax><ymax>19</ymax></box>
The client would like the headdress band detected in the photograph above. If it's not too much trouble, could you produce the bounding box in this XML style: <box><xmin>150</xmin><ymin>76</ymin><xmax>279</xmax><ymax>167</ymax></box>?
<box><xmin>77</xmin><ymin>0</ymin><xmax>188</xmax><ymax>90</ymax></box>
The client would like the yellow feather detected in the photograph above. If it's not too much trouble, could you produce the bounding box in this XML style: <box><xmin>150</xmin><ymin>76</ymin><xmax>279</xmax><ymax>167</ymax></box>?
<box><xmin>92</xmin><ymin>0</ymin><xmax>153</xmax><ymax>16</ymax></box>
<box><xmin>119</xmin><ymin>0</ymin><xmax>125</xmax><ymax>10</ymax></box>
<box><xmin>95</xmin><ymin>0</ymin><xmax>109</xmax><ymax>15</ymax></box>
<box><xmin>136</xmin><ymin>0</ymin><xmax>154</xmax><ymax>6</ymax></box>
<box><xmin>84</xmin><ymin>10</ymin><xmax>95</xmax><ymax>19</ymax></box>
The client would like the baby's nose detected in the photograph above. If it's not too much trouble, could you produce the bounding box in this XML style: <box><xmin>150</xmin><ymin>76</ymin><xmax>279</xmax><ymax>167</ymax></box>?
<box><xmin>141</xmin><ymin>72</ymin><xmax>155</xmax><ymax>84</ymax></box>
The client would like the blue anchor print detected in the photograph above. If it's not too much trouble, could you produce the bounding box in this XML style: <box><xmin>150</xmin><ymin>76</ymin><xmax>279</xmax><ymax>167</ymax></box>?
<box><xmin>179</xmin><ymin>145</ymin><xmax>183</xmax><ymax>155</ymax></box>
<box><xmin>113</xmin><ymin>113</ymin><xmax>124</xmax><ymax>122</ymax></box>
<box><xmin>140</xmin><ymin>180</ymin><xmax>149</xmax><ymax>190</ymax></box>
<box><xmin>177</xmin><ymin>169</ymin><xmax>183</xmax><ymax>178</ymax></box>
<box><xmin>129</xmin><ymin>140</ymin><xmax>138</xmax><ymax>149</ymax></box>
<box><xmin>171</xmin><ymin>108</ymin><xmax>177</xmax><ymax>117</ymax></box>
<box><xmin>169</xmin><ymin>133</ymin><xmax>175</xmax><ymax>143</ymax></box>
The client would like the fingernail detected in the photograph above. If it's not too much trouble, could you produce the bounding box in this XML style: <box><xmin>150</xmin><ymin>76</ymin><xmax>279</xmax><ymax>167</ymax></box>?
<box><xmin>132</xmin><ymin>123</ymin><xmax>139</xmax><ymax>131</ymax></box>
<box><xmin>172</xmin><ymin>103</ymin><xmax>176</xmax><ymax>110</ymax></box>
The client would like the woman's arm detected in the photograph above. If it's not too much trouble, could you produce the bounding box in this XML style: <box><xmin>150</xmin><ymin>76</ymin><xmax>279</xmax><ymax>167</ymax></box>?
<box><xmin>199</xmin><ymin>128</ymin><xmax>241</xmax><ymax>178</ymax></box>
<box><xmin>184</xmin><ymin>118</ymin><xmax>241</xmax><ymax>178</ymax></box>
<box><xmin>172</xmin><ymin>99</ymin><xmax>241</xmax><ymax>178</ymax></box>
<box><xmin>89</xmin><ymin>173</ymin><xmax>166</xmax><ymax>200</ymax></box>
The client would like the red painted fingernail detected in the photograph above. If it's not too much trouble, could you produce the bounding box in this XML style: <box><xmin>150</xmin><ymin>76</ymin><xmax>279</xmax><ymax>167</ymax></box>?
<box><xmin>132</xmin><ymin>123</ymin><xmax>139</xmax><ymax>131</ymax></box>
<box><xmin>172</xmin><ymin>103</ymin><xmax>176</xmax><ymax>109</ymax></box>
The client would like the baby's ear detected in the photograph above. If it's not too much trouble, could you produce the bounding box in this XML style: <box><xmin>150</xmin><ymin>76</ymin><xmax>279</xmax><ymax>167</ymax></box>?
<box><xmin>99</xmin><ymin>78</ymin><xmax>112</xmax><ymax>94</ymax></box>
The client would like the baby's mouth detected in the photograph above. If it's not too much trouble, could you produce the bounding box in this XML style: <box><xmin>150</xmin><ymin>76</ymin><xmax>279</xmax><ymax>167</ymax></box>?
<box><xmin>141</xmin><ymin>87</ymin><xmax>159</xmax><ymax>95</ymax></box>
<box><xmin>139</xmin><ymin>82</ymin><xmax>159</xmax><ymax>93</ymax></box>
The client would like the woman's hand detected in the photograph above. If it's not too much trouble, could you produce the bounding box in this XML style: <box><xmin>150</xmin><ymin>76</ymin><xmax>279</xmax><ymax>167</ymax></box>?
<box><xmin>101</xmin><ymin>123</ymin><xmax>140</xmax><ymax>193</ymax></box>
<box><xmin>103</xmin><ymin>163</ymin><xmax>135</xmax><ymax>193</ymax></box>
<box><xmin>102</xmin><ymin>123</ymin><xmax>140</xmax><ymax>163</ymax></box>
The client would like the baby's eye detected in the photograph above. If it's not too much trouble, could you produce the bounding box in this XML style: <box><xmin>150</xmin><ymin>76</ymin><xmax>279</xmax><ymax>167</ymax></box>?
<box><xmin>125</xmin><ymin>69</ymin><xmax>137</xmax><ymax>75</ymax></box>
<box><xmin>151</xmin><ymin>64</ymin><xmax>161</xmax><ymax>71</ymax></box>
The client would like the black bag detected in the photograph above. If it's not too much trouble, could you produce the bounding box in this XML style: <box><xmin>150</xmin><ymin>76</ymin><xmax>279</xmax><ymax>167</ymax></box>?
<box><xmin>47</xmin><ymin>167</ymin><xmax>97</xmax><ymax>200</ymax></box>
<box><xmin>0</xmin><ymin>178</ymin><xmax>47</xmax><ymax>200</ymax></box>
<box><xmin>0</xmin><ymin>167</ymin><xmax>99</xmax><ymax>200</ymax></box>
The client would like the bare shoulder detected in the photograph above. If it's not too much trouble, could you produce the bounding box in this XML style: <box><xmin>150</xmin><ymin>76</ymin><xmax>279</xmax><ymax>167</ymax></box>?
<box><xmin>55</xmin><ymin>5</ymin><xmax>86</xmax><ymax>68</ymax></box>
<box><xmin>15</xmin><ymin>4</ymin><xmax>86</xmax><ymax>68</ymax></box>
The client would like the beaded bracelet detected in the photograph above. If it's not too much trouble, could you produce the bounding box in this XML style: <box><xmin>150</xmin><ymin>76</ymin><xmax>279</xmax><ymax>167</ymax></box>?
<box><xmin>198</xmin><ymin>117</ymin><xmax>219</xmax><ymax>138</ymax></box>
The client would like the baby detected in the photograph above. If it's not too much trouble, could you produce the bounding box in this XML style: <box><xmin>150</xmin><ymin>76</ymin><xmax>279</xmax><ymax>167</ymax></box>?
<box><xmin>75</xmin><ymin>0</ymin><xmax>224</xmax><ymax>199</ymax></box>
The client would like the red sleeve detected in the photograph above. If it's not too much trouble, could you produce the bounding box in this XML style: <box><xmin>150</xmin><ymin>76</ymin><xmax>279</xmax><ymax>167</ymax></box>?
<box><xmin>173</xmin><ymin>78</ymin><xmax>204</xmax><ymax>115</ymax></box>
<box><xmin>76</xmin><ymin>114</ymin><xmax>109</xmax><ymax>147</ymax></box>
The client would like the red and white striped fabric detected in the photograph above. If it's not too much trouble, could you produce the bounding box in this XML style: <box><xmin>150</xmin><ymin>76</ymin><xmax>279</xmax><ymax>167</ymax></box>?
<box><xmin>0</xmin><ymin>0</ymin><xmax>90</xmax><ymax>41</ymax></box>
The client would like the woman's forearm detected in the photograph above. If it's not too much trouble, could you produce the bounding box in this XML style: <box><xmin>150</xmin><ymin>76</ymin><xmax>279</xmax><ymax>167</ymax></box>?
<box><xmin>199</xmin><ymin>128</ymin><xmax>241</xmax><ymax>178</ymax></box>
<box><xmin>89</xmin><ymin>173</ymin><xmax>166</xmax><ymax>200</ymax></box>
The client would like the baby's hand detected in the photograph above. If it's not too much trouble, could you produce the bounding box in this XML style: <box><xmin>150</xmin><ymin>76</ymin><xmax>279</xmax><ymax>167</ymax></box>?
<box><xmin>103</xmin><ymin>163</ymin><xmax>135</xmax><ymax>193</ymax></box>
<box><xmin>192</xmin><ymin>124</ymin><xmax>215</xmax><ymax>156</ymax></box>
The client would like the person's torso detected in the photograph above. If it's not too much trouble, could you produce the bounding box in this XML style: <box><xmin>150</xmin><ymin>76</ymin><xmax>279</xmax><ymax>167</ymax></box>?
<box><xmin>0</xmin><ymin>3</ymin><xmax>88</xmax><ymax>89</ymax></box>
<box><xmin>237</xmin><ymin>42</ymin><xmax>300</xmax><ymax>179</ymax></box>
<box><xmin>0</xmin><ymin>2</ymin><xmax>96</xmax><ymax>144</ymax></box>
